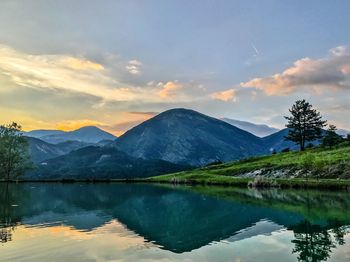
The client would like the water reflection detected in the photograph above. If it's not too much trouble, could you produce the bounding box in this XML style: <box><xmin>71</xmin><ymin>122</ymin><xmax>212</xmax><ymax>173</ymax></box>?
<box><xmin>291</xmin><ymin>221</ymin><xmax>347</xmax><ymax>262</ymax></box>
<box><xmin>0</xmin><ymin>183</ymin><xmax>349</xmax><ymax>261</ymax></box>
<box><xmin>0</xmin><ymin>183</ymin><xmax>28</xmax><ymax>244</ymax></box>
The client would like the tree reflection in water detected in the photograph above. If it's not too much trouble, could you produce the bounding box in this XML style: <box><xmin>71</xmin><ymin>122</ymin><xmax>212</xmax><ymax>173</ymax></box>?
<box><xmin>0</xmin><ymin>183</ymin><xmax>23</xmax><ymax>244</ymax></box>
<box><xmin>290</xmin><ymin>221</ymin><xmax>347</xmax><ymax>262</ymax></box>
<box><xmin>0</xmin><ymin>226</ymin><xmax>14</xmax><ymax>243</ymax></box>
<box><xmin>288</xmin><ymin>190</ymin><xmax>350</xmax><ymax>262</ymax></box>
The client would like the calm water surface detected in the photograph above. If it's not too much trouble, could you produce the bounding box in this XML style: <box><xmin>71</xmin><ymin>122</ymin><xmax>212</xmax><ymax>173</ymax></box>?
<box><xmin>0</xmin><ymin>183</ymin><xmax>350</xmax><ymax>262</ymax></box>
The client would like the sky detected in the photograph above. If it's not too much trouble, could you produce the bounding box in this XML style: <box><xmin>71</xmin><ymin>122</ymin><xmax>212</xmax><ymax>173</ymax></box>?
<box><xmin>1</xmin><ymin>0</ymin><xmax>350</xmax><ymax>135</ymax></box>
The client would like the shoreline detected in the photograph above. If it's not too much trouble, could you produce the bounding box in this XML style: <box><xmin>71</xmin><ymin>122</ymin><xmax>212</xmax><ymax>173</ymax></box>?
<box><xmin>146</xmin><ymin>176</ymin><xmax>350</xmax><ymax>190</ymax></box>
<box><xmin>1</xmin><ymin>177</ymin><xmax>350</xmax><ymax>190</ymax></box>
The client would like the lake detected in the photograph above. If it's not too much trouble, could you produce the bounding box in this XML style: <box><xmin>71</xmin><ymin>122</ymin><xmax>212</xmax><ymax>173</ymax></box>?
<box><xmin>0</xmin><ymin>183</ymin><xmax>349</xmax><ymax>262</ymax></box>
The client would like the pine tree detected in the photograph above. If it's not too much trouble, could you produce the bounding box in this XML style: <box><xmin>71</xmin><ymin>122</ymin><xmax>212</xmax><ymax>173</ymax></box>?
<box><xmin>322</xmin><ymin>125</ymin><xmax>343</xmax><ymax>148</ymax></box>
<box><xmin>284</xmin><ymin>100</ymin><xmax>327</xmax><ymax>151</ymax></box>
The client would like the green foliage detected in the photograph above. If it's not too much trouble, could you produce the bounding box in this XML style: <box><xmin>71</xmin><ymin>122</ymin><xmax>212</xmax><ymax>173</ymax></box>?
<box><xmin>284</xmin><ymin>99</ymin><xmax>327</xmax><ymax>151</ymax></box>
<box><xmin>322</xmin><ymin>125</ymin><xmax>344</xmax><ymax>148</ymax></box>
<box><xmin>0</xmin><ymin>122</ymin><xmax>32</xmax><ymax>180</ymax></box>
<box><xmin>302</xmin><ymin>152</ymin><xmax>315</xmax><ymax>169</ymax></box>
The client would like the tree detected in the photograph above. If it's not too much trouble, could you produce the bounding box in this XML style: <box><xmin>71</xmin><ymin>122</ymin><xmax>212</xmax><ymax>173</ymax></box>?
<box><xmin>322</xmin><ymin>125</ymin><xmax>343</xmax><ymax>148</ymax></box>
<box><xmin>285</xmin><ymin>100</ymin><xmax>327</xmax><ymax>151</ymax></box>
<box><xmin>291</xmin><ymin>221</ymin><xmax>336</xmax><ymax>262</ymax></box>
<box><xmin>0</xmin><ymin>123</ymin><xmax>31</xmax><ymax>181</ymax></box>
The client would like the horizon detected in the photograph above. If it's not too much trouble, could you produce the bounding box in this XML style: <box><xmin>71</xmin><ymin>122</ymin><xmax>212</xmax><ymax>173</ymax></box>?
<box><xmin>1</xmin><ymin>1</ymin><xmax>350</xmax><ymax>135</ymax></box>
<box><xmin>23</xmin><ymin>107</ymin><xmax>282</xmax><ymax>136</ymax></box>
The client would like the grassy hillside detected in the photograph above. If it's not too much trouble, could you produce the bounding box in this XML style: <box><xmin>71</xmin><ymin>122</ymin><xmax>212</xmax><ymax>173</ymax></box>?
<box><xmin>147</xmin><ymin>143</ymin><xmax>350</xmax><ymax>189</ymax></box>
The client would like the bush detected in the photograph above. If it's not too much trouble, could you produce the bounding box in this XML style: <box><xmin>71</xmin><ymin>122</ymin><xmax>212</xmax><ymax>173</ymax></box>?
<box><xmin>302</xmin><ymin>153</ymin><xmax>316</xmax><ymax>170</ymax></box>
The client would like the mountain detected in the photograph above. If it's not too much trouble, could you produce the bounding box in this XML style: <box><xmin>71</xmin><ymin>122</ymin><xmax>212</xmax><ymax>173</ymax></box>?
<box><xmin>262</xmin><ymin>128</ymin><xmax>324</xmax><ymax>152</ymax></box>
<box><xmin>262</xmin><ymin>129</ymin><xmax>297</xmax><ymax>152</ymax></box>
<box><xmin>26</xmin><ymin>126</ymin><xmax>116</xmax><ymax>144</ymax></box>
<box><xmin>25</xmin><ymin>129</ymin><xmax>65</xmax><ymax>138</ymax></box>
<box><xmin>96</xmin><ymin>139</ymin><xmax>115</xmax><ymax>147</ymax></box>
<box><xmin>28</xmin><ymin>146</ymin><xmax>189</xmax><ymax>180</ymax></box>
<box><xmin>221</xmin><ymin>118</ymin><xmax>279</xmax><ymax>137</ymax></box>
<box><xmin>337</xmin><ymin>129</ymin><xmax>349</xmax><ymax>137</ymax></box>
<box><xmin>114</xmin><ymin>108</ymin><xmax>266</xmax><ymax>166</ymax></box>
<box><xmin>26</xmin><ymin>136</ymin><xmax>90</xmax><ymax>163</ymax></box>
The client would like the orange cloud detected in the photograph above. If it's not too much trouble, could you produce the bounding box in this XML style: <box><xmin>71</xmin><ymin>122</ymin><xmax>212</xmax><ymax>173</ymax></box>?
<box><xmin>55</xmin><ymin>119</ymin><xmax>107</xmax><ymax>131</ymax></box>
<box><xmin>210</xmin><ymin>89</ymin><xmax>237</xmax><ymax>102</ymax></box>
<box><xmin>158</xmin><ymin>81</ymin><xmax>183</xmax><ymax>98</ymax></box>
<box><xmin>63</xmin><ymin>57</ymin><xmax>104</xmax><ymax>71</ymax></box>
<box><xmin>241</xmin><ymin>45</ymin><xmax>350</xmax><ymax>96</ymax></box>
<box><xmin>111</xmin><ymin>111</ymin><xmax>157</xmax><ymax>136</ymax></box>
<box><xmin>0</xmin><ymin>44</ymin><xmax>147</xmax><ymax>102</ymax></box>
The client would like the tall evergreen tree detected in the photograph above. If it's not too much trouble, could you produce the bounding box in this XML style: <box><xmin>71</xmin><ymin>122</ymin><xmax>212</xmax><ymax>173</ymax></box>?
<box><xmin>284</xmin><ymin>100</ymin><xmax>326</xmax><ymax>151</ymax></box>
<box><xmin>322</xmin><ymin>125</ymin><xmax>343</xmax><ymax>148</ymax></box>
<box><xmin>0</xmin><ymin>123</ymin><xmax>31</xmax><ymax>181</ymax></box>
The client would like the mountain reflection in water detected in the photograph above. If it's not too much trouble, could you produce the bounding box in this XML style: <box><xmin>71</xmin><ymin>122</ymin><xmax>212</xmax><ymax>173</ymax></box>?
<box><xmin>0</xmin><ymin>183</ymin><xmax>349</xmax><ymax>262</ymax></box>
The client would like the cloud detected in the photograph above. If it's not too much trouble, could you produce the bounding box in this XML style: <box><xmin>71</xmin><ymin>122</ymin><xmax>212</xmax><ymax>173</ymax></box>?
<box><xmin>0</xmin><ymin>44</ymin><xmax>212</xmax><ymax>107</ymax></box>
<box><xmin>110</xmin><ymin>111</ymin><xmax>157</xmax><ymax>135</ymax></box>
<box><xmin>0</xmin><ymin>45</ymin><xmax>169</xmax><ymax>102</ymax></box>
<box><xmin>241</xmin><ymin>45</ymin><xmax>350</xmax><ymax>95</ymax></box>
<box><xmin>128</xmin><ymin>111</ymin><xmax>158</xmax><ymax>117</ymax></box>
<box><xmin>157</xmin><ymin>81</ymin><xmax>184</xmax><ymax>98</ymax></box>
<box><xmin>126</xmin><ymin>60</ymin><xmax>142</xmax><ymax>75</ymax></box>
<box><xmin>210</xmin><ymin>89</ymin><xmax>237</xmax><ymax>102</ymax></box>
<box><xmin>0</xmin><ymin>43</ymin><xmax>219</xmax><ymax>134</ymax></box>
<box><xmin>0</xmin><ymin>44</ymin><xmax>148</xmax><ymax>102</ymax></box>
<box><xmin>63</xmin><ymin>57</ymin><xmax>104</xmax><ymax>71</ymax></box>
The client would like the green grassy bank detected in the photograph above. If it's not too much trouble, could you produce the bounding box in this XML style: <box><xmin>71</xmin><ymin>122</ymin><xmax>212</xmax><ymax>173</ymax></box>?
<box><xmin>147</xmin><ymin>144</ymin><xmax>350</xmax><ymax>189</ymax></box>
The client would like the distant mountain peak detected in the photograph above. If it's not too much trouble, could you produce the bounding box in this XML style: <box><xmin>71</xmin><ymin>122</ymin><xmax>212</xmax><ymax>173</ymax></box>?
<box><xmin>221</xmin><ymin>118</ymin><xmax>279</xmax><ymax>137</ymax></box>
<box><xmin>155</xmin><ymin>108</ymin><xmax>205</xmax><ymax>118</ymax></box>
<box><xmin>75</xmin><ymin>126</ymin><xmax>100</xmax><ymax>131</ymax></box>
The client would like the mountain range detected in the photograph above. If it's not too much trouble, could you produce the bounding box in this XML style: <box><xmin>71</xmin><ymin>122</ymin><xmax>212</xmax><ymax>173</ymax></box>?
<box><xmin>24</xmin><ymin>108</ymin><xmax>347</xmax><ymax>179</ymax></box>
<box><xmin>25</xmin><ymin>126</ymin><xmax>116</xmax><ymax>144</ymax></box>
<box><xmin>26</xmin><ymin>137</ymin><xmax>91</xmax><ymax>163</ymax></box>
<box><xmin>27</xmin><ymin>146</ymin><xmax>189</xmax><ymax>180</ymax></box>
